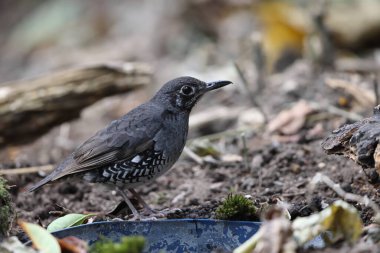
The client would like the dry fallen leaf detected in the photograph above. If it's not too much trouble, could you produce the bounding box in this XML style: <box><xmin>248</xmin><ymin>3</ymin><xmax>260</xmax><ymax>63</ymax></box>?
<box><xmin>268</xmin><ymin>100</ymin><xmax>314</xmax><ymax>135</ymax></box>
<box><xmin>235</xmin><ymin>200</ymin><xmax>363</xmax><ymax>253</ymax></box>
<box><xmin>58</xmin><ymin>236</ymin><xmax>88</xmax><ymax>253</ymax></box>
<box><xmin>221</xmin><ymin>154</ymin><xmax>243</xmax><ymax>163</ymax></box>
<box><xmin>292</xmin><ymin>200</ymin><xmax>363</xmax><ymax>245</ymax></box>
<box><xmin>234</xmin><ymin>208</ymin><xmax>296</xmax><ymax>253</ymax></box>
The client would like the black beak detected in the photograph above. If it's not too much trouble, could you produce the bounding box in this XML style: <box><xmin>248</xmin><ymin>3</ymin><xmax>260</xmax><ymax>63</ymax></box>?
<box><xmin>205</xmin><ymin>80</ymin><xmax>232</xmax><ymax>92</ymax></box>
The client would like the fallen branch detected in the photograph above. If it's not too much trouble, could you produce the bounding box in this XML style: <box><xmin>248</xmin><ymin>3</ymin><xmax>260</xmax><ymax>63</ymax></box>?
<box><xmin>0</xmin><ymin>165</ymin><xmax>54</xmax><ymax>175</ymax></box>
<box><xmin>0</xmin><ymin>62</ymin><xmax>152</xmax><ymax>148</ymax></box>
<box><xmin>234</xmin><ymin>62</ymin><xmax>268</xmax><ymax>123</ymax></box>
<box><xmin>310</xmin><ymin>173</ymin><xmax>380</xmax><ymax>223</ymax></box>
<box><xmin>309</xmin><ymin>101</ymin><xmax>363</xmax><ymax>121</ymax></box>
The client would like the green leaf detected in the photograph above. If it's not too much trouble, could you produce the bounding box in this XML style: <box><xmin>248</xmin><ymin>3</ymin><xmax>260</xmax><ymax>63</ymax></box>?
<box><xmin>90</xmin><ymin>236</ymin><xmax>145</xmax><ymax>253</ymax></box>
<box><xmin>47</xmin><ymin>213</ymin><xmax>96</xmax><ymax>233</ymax></box>
<box><xmin>189</xmin><ymin>139</ymin><xmax>220</xmax><ymax>157</ymax></box>
<box><xmin>19</xmin><ymin>221</ymin><xmax>60</xmax><ymax>253</ymax></box>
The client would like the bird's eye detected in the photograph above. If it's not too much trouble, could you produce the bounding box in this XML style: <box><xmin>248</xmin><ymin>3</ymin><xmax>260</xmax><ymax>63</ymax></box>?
<box><xmin>180</xmin><ymin>85</ymin><xmax>195</xmax><ymax>96</ymax></box>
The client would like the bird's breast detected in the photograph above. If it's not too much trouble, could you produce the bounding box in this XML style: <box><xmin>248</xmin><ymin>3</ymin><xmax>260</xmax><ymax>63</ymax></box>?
<box><xmin>155</xmin><ymin>112</ymin><xmax>189</xmax><ymax>160</ymax></box>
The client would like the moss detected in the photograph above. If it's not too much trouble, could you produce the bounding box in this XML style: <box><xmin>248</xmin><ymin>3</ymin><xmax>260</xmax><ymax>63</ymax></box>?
<box><xmin>215</xmin><ymin>194</ymin><xmax>259</xmax><ymax>221</ymax></box>
<box><xmin>0</xmin><ymin>177</ymin><xmax>13</xmax><ymax>238</ymax></box>
<box><xmin>90</xmin><ymin>236</ymin><xmax>145</xmax><ymax>253</ymax></box>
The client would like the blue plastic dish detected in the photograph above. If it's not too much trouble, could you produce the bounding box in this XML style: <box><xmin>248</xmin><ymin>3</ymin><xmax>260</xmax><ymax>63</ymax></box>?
<box><xmin>52</xmin><ymin>219</ymin><xmax>261</xmax><ymax>252</ymax></box>
<box><xmin>51</xmin><ymin>219</ymin><xmax>325</xmax><ymax>252</ymax></box>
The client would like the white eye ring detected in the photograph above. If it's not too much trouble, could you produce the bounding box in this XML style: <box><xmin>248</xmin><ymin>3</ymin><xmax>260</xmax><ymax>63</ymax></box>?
<box><xmin>180</xmin><ymin>85</ymin><xmax>195</xmax><ymax>96</ymax></box>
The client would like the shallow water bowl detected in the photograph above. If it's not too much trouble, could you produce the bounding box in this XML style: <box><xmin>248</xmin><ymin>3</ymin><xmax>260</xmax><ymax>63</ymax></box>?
<box><xmin>52</xmin><ymin>219</ymin><xmax>260</xmax><ymax>252</ymax></box>
<box><xmin>51</xmin><ymin>219</ymin><xmax>325</xmax><ymax>252</ymax></box>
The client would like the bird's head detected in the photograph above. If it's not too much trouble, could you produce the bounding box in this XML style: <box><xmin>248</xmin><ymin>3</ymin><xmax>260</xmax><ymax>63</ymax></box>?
<box><xmin>152</xmin><ymin>76</ymin><xmax>232</xmax><ymax>112</ymax></box>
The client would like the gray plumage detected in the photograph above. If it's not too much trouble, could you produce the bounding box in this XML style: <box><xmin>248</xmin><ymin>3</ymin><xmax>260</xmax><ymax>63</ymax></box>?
<box><xmin>28</xmin><ymin>76</ymin><xmax>231</xmax><ymax>217</ymax></box>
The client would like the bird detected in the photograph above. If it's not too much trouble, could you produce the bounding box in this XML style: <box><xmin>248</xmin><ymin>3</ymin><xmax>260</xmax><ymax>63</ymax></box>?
<box><xmin>28</xmin><ymin>76</ymin><xmax>232</xmax><ymax>219</ymax></box>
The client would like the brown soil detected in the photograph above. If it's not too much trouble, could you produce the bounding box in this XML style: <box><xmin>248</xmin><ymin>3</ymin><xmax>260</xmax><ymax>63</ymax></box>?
<box><xmin>2</xmin><ymin>62</ymin><xmax>380</xmax><ymax>252</ymax></box>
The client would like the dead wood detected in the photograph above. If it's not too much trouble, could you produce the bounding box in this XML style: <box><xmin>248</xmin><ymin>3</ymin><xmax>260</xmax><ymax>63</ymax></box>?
<box><xmin>321</xmin><ymin>105</ymin><xmax>380</xmax><ymax>177</ymax></box>
<box><xmin>0</xmin><ymin>62</ymin><xmax>152</xmax><ymax>148</ymax></box>
<box><xmin>0</xmin><ymin>165</ymin><xmax>53</xmax><ymax>175</ymax></box>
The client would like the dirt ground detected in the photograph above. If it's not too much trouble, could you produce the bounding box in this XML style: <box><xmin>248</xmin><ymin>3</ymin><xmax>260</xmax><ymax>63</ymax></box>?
<box><xmin>2</xmin><ymin>60</ymin><xmax>380</xmax><ymax>252</ymax></box>
<box><xmin>2</xmin><ymin>1</ymin><xmax>380</xmax><ymax>252</ymax></box>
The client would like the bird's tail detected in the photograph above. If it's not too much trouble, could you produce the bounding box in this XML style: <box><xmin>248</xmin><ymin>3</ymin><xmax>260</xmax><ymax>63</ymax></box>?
<box><xmin>27</xmin><ymin>176</ymin><xmax>52</xmax><ymax>192</ymax></box>
<box><xmin>28</xmin><ymin>153</ymin><xmax>75</xmax><ymax>192</ymax></box>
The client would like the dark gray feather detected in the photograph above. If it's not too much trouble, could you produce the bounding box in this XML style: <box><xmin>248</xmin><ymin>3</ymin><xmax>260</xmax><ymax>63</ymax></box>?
<box><xmin>33</xmin><ymin>103</ymin><xmax>164</xmax><ymax>186</ymax></box>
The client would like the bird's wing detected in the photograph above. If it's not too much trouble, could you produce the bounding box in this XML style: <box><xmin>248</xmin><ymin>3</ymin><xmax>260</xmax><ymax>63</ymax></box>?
<box><xmin>51</xmin><ymin>104</ymin><xmax>163</xmax><ymax>180</ymax></box>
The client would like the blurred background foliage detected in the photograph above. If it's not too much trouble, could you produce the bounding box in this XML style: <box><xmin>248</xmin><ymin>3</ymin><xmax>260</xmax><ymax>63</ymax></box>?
<box><xmin>1</xmin><ymin>0</ymin><xmax>380</xmax><ymax>84</ymax></box>
<box><xmin>1</xmin><ymin>0</ymin><xmax>380</xmax><ymax>164</ymax></box>
<box><xmin>2</xmin><ymin>3</ymin><xmax>380</xmax><ymax>247</ymax></box>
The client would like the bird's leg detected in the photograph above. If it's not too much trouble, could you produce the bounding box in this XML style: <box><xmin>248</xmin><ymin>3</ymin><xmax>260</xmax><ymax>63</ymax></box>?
<box><xmin>128</xmin><ymin>188</ymin><xmax>180</xmax><ymax>218</ymax></box>
<box><xmin>116</xmin><ymin>186</ymin><xmax>140</xmax><ymax>220</ymax></box>
<box><xmin>128</xmin><ymin>188</ymin><xmax>157</xmax><ymax>215</ymax></box>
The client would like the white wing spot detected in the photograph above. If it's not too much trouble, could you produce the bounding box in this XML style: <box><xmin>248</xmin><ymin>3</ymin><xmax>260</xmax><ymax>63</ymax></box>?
<box><xmin>131</xmin><ymin>155</ymin><xmax>142</xmax><ymax>163</ymax></box>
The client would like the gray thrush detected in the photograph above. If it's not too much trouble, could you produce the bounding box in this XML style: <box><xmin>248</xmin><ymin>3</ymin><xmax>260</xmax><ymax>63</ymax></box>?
<box><xmin>28</xmin><ymin>76</ymin><xmax>232</xmax><ymax>219</ymax></box>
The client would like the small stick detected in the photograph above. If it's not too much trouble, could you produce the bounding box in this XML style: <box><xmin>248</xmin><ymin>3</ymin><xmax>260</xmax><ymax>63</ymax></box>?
<box><xmin>0</xmin><ymin>165</ymin><xmax>54</xmax><ymax>175</ymax></box>
<box><xmin>373</xmin><ymin>74</ymin><xmax>380</xmax><ymax>106</ymax></box>
<box><xmin>310</xmin><ymin>173</ymin><xmax>380</xmax><ymax>222</ymax></box>
<box><xmin>309</xmin><ymin>102</ymin><xmax>363</xmax><ymax>121</ymax></box>
<box><xmin>312</xmin><ymin>0</ymin><xmax>335</xmax><ymax>68</ymax></box>
<box><xmin>183</xmin><ymin>146</ymin><xmax>204</xmax><ymax>165</ymax></box>
<box><xmin>241</xmin><ymin>132</ymin><xmax>250</xmax><ymax>170</ymax></box>
<box><xmin>188</xmin><ymin>128</ymin><xmax>253</xmax><ymax>143</ymax></box>
<box><xmin>234</xmin><ymin>62</ymin><xmax>268</xmax><ymax>123</ymax></box>
<box><xmin>282</xmin><ymin>191</ymin><xmax>307</xmax><ymax>197</ymax></box>
<box><xmin>251</xmin><ymin>33</ymin><xmax>266</xmax><ymax>92</ymax></box>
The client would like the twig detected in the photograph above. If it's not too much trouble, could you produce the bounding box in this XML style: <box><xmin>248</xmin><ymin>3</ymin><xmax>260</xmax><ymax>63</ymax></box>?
<box><xmin>282</xmin><ymin>191</ymin><xmax>307</xmax><ymax>197</ymax></box>
<box><xmin>336</xmin><ymin>58</ymin><xmax>380</xmax><ymax>73</ymax></box>
<box><xmin>251</xmin><ymin>32</ymin><xmax>266</xmax><ymax>92</ymax></box>
<box><xmin>188</xmin><ymin>128</ymin><xmax>256</xmax><ymax>143</ymax></box>
<box><xmin>310</xmin><ymin>173</ymin><xmax>380</xmax><ymax>223</ymax></box>
<box><xmin>241</xmin><ymin>132</ymin><xmax>250</xmax><ymax>170</ymax></box>
<box><xmin>312</xmin><ymin>0</ymin><xmax>335</xmax><ymax>68</ymax></box>
<box><xmin>189</xmin><ymin>106</ymin><xmax>245</xmax><ymax>131</ymax></box>
<box><xmin>309</xmin><ymin>101</ymin><xmax>363</xmax><ymax>121</ymax></box>
<box><xmin>0</xmin><ymin>165</ymin><xmax>54</xmax><ymax>175</ymax></box>
<box><xmin>183</xmin><ymin>146</ymin><xmax>204</xmax><ymax>165</ymax></box>
<box><xmin>234</xmin><ymin>62</ymin><xmax>268</xmax><ymax>123</ymax></box>
<box><xmin>373</xmin><ymin>74</ymin><xmax>380</xmax><ymax>106</ymax></box>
